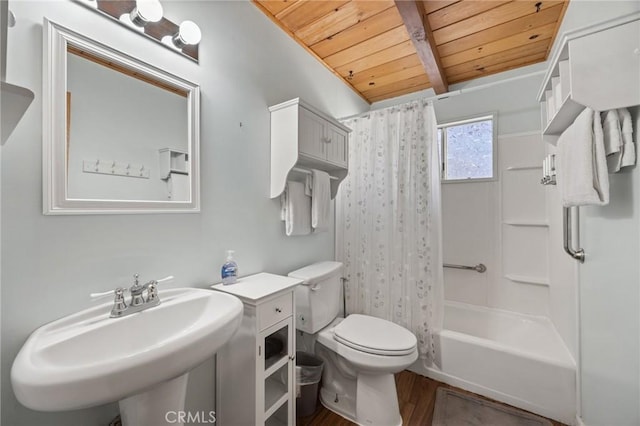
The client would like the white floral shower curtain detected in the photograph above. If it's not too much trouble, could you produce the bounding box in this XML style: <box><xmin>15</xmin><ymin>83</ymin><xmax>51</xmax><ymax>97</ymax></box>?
<box><xmin>337</xmin><ymin>100</ymin><xmax>443</xmax><ymax>365</ymax></box>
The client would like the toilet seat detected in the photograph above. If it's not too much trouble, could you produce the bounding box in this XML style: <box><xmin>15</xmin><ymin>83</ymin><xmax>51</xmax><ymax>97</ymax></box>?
<box><xmin>333</xmin><ymin>314</ymin><xmax>417</xmax><ymax>356</ymax></box>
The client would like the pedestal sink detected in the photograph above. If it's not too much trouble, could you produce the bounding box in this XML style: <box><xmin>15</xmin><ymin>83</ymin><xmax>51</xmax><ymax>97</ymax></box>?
<box><xmin>11</xmin><ymin>288</ymin><xmax>243</xmax><ymax>426</ymax></box>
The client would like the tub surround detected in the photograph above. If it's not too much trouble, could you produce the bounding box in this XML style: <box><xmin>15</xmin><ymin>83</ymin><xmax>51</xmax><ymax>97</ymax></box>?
<box><xmin>413</xmin><ymin>301</ymin><xmax>575</xmax><ymax>424</ymax></box>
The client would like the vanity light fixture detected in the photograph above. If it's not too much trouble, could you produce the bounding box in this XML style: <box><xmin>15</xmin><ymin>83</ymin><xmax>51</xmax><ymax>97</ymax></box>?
<box><xmin>129</xmin><ymin>0</ymin><xmax>164</xmax><ymax>27</ymax></box>
<box><xmin>73</xmin><ymin>0</ymin><xmax>200</xmax><ymax>62</ymax></box>
<box><xmin>172</xmin><ymin>21</ymin><xmax>202</xmax><ymax>48</ymax></box>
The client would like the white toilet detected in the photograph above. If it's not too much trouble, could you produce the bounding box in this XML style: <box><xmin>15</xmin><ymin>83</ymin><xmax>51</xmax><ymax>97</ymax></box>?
<box><xmin>289</xmin><ymin>261</ymin><xmax>418</xmax><ymax>426</ymax></box>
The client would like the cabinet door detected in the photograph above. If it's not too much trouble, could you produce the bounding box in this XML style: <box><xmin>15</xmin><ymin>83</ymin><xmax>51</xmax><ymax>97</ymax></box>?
<box><xmin>570</xmin><ymin>20</ymin><xmax>640</xmax><ymax>110</ymax></box>
<box><xmin>325</xmin><ymin>123</ymin><xmax>348</xmax><ymax>167</ymax></box>
<box><xmin>299</xmin><ymin>108</ymin><xmax>326</xmax><ymax>161</ymax></box>
<box><xmin>262</xmin><ymin>318</ymin><xmax>294</xmax><ymax>426</ymax></box>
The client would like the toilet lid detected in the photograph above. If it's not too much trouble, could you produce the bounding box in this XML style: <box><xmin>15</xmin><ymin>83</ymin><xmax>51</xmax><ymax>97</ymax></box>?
<box><xmin>333</xmin><ymin>314</ymin><xmax>417</xmax><ymax>356</ymax></box>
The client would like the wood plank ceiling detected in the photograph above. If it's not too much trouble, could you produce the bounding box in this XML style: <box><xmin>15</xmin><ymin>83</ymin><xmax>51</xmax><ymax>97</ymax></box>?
<box><xmin>253</xmin><ymin>0</ymin><xmax>569</xmax><ymax>103</ymax></box>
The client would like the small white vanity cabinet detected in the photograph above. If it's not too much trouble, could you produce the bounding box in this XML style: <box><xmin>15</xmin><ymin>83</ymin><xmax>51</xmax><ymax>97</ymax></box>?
<box><xmin>538</xmin><ymin>14</ymin><xmax>640</xmax><ymax>143</ymax></box>
<box><xmin>213</xmin><ymin>273</ymin><xmax>301</xmax><ymax>426</ymax></box>
<box><xmin>270</xmin><ymin>98</ymin><xmax>352</xmax><ymax>199</ymax></box>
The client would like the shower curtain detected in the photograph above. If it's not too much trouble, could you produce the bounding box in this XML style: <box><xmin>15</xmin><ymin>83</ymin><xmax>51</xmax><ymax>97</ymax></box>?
<box><xmin>337</xmin><ymin>100</ymin><xmax>443</xmax><ymax>365</ymax></box>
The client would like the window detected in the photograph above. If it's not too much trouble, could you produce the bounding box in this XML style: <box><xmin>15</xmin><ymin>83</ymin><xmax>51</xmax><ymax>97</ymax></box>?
<box><xmin>438</xmin><ymin>114</ymin><xmax>496</xmax><ymax>182</ymax></box>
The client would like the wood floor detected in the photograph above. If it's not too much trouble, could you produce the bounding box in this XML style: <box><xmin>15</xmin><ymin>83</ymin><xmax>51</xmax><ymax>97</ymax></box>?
<box><xmin>297</xmin><ymin>370</ymin><xmax>566</xmax><ymax>426</ymax></box>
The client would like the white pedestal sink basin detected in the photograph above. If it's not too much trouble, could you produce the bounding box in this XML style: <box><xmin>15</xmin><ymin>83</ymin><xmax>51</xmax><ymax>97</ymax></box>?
<box><xmin>11</xmin><ymin>288</ymin><xmax>242</xmax><ymax>425</ymax></box>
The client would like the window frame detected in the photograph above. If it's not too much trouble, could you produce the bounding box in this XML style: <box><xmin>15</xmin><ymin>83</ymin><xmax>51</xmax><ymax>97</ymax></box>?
<box><xmin>438</xmin><ymin>112</ymin><xmax>498</xmax><ymax>184</ymax></box>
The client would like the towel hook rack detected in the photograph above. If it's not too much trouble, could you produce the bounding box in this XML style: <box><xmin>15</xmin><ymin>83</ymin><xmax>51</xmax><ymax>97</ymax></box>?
<box><xmin>563</xmin><ymin>206</ymin><xmax>585</xmax><ymax>263</ymax></box>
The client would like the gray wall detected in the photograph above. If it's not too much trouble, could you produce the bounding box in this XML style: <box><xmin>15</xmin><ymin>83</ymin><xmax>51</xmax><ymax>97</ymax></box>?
<box><xmin>1</xmin><ymin>1</ymin><xmax>367</xmax><ymax>425</ymax></box>
<box><xmin>578</xmin><ymin>107</ymin><xmax>640</xmax><ymax>426</ymax></box>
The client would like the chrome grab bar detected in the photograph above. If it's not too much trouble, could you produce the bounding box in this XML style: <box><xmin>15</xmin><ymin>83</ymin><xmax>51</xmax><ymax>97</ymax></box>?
<box><xmin>444</xmin><ymin>263</ymin><xmax>487</xmax><ymax>273</ymax></box>
<box><xmin>563</xmin><ymin>206</ymin><xmax>585</xmax><ymax>263</ymax></box>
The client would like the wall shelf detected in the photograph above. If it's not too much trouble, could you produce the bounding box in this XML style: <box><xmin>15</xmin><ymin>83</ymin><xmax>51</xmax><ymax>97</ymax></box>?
<box><xmin>505</xmin><ymin>274</ymin><xmax>550</xmax><ymax>287</ymax></box>
<box><xmin>269</xmin><ymin>98</ymin><xmax>351</xmax><ymax>199</ymax></box>
<box><xmin>506</xmin><ymin>165</ymin><xmax>543</xmax><ymax>171</ymax></box>
<box><xmin>159</xmin><ymin>148</ymin><xmax>189</xmax><ymax>179</ymax></box>
<box><xmin>542</xmin><ymin>96</ymin><xmax>585</xmax><ymax>137</ymax></box>
<box><xmin>538</xmin><ymin>14</ymin><xmax>640</xmax><ymax>144</ymax></box>
<box><xmin>1</xmin><ymin>81</ymin><xmax>35</xmax><ymax>144</ymax></box>
<box><xmin>503</xmin><ymin>220</ymin><xmax>549</xmax><ymax>227</ymax></box>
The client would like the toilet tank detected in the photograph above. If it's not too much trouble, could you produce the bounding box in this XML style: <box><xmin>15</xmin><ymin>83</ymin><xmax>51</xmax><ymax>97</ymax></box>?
<box><xmin>288</xmin><ymin>261</ymin><xmax>343</xmax><ymax>334</ymax></box>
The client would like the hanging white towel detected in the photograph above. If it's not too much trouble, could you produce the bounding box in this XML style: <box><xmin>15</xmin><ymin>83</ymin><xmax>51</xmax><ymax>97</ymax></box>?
<box><xmin>282</xmin><ymin>181</ymin><xmax>312</xmax><ymax>236</ymax></box>
<box><xmin>280</xmin><ymin>188</ymin><xmax>287</xmax><ymax>221</ymax></box>
<box><xmin>601</xmin><ymin>110</ymin><xmax>623</xmax><ymax>173</ymax></box>
<box><xmin>558</xmin><ymin>107</ymin><xmax>609</xmax><ymax>207</ymax></box>
<box><xmin>304</xmin><ymin>174</ymin><xmax>313</xmax><ymax>197</ymax></box>
<box><xmin>617</xmin><ymin>108</ymin><xmax>636</xmax><ymax>168</ymax></box>
<box><xmin>310</xmin><ymin>169</ymin><xmax>330</xmax><ymax>232</ymax></box>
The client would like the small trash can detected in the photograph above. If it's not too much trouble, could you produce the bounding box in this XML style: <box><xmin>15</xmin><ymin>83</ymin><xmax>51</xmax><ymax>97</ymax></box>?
<box><xmin>296</xmin><ymin>351</ymin><xmax>324</xmax><ymax>417</ymax></box>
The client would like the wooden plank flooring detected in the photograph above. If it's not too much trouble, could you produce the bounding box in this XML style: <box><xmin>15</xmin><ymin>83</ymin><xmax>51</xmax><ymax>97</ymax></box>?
<box><xmin>297</xmin><ymin>370</ymin><xmax>566</xmax><ymax>426</ymax></box>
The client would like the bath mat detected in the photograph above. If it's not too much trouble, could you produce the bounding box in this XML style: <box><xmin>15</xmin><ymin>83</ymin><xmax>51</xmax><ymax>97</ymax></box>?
<box><xmin>432</xmin><ymin>388</ymin><xmax>553</xmax><ymax>426</ymax></box>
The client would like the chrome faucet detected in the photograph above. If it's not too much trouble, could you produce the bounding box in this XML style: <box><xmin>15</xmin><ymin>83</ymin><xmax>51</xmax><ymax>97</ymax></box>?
<box><xmin>91</xmin><ymin>274</ymin><xmax>173</xmax><ymax>318</ymax></box>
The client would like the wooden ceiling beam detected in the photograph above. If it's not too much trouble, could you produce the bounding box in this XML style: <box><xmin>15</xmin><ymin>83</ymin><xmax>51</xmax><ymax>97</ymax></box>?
<box><xmin>394</xmin><ymin>0</ymin><xmax>448</xmax><ymax>94</ymax></box>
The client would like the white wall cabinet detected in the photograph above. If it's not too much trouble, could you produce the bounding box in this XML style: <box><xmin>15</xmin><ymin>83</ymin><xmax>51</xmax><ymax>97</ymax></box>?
<box><xmin>270</xmin><ymin>98</ymin><xmax>351</xmax><ymax>199</ymax></box>
<box><xmin>324</xmin><ymin>122</ymin><xmax>349</xmax><ymax>166</ymax></box>
<box><xmin>213</xmin><ymin>273</ymin><xmax>301</xmax><ymax>426</ymax></box>
<box><xmin>538</xmin><ymin>14</ymin><xmax>640</xmax><ymax>143</ymax></box>
<box><xmin>285</xmin><ymin>100</ymin><xmax>349</xmax><ymax>167</ymax></box>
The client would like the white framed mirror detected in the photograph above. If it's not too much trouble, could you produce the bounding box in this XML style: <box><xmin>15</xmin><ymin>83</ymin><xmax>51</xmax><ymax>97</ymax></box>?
<box><xmin>43</xmin><ymin>18</ymin><xmax>200</xmax><ymax>214</ymax></box>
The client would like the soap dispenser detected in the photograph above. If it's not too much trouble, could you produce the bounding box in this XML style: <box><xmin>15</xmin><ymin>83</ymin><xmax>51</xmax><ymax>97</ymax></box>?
<box><xmin>221</xmin><ymin>250</ymin><xmax>238</xmax><ymax>285</ymax></box>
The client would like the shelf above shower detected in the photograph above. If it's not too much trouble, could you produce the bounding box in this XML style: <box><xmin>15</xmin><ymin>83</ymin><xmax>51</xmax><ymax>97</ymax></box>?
<box><xmin>505</xmin><ymin>165</ymin><xmax>543</xmax><ymax>171</ymax></box>
<box><xmin>538</xmin><ymin>14</ymin><xmax>640</xmax><ymax>144</ymax></box>
<box><xmin>504</xmin><ymin>274</ymin><xmax>550</xmax><ymax>287</ymax></box>
<box><xmin>503</xmin><ymin>220</ymin><xmax>549</xmax><ymax>227</ymax></box>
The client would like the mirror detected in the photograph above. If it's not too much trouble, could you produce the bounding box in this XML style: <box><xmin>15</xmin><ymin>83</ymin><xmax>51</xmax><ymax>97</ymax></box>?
<box><xmin>43</xmin><ymin>18</ymin><xmax>200</xmax><ymax>214</ymax></box>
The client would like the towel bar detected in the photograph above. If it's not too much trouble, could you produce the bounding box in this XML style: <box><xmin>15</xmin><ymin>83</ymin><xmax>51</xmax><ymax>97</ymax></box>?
<box><xmin>292</xmin><ymin>167</ymin><xmax>339</xmax><ymax>181</ymax></box>
<box><xmin>563</xmin><ymin>206</ymin><xmax>585</xmax><ymax>262</ymax></box>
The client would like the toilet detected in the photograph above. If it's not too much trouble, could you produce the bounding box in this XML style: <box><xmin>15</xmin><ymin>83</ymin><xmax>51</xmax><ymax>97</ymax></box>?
<box><xmin>289</xmin><ymin>261</ymin><xmax>418</xmax><ymax>426</ymax></box>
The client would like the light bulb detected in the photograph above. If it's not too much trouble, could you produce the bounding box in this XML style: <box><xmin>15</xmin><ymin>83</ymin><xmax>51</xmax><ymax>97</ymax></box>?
<box><xmin>172</xmin><ymin>20</ymin><xmax>201</xmax><ymax>48</ymax></box>
<box><xmin>129</xmin><ymin>0</ymin><xmax>163</xmax><ymax>26</ymax></box>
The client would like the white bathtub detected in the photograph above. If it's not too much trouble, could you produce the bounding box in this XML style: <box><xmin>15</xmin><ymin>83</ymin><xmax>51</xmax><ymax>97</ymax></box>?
<box><xmin>414</xmin><ymin>301</ymin><xmax>576</xmax><ymax>425</ymax></box>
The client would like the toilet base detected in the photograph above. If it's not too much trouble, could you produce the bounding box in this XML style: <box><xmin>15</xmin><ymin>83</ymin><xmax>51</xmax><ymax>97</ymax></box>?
<box><xmin>319</xmin><ymin>373</ymin><xmax>402</xmax><ymax>426</ymax></box>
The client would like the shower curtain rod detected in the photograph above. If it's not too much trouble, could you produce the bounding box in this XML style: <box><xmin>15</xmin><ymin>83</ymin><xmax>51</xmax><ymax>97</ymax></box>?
<box><xmin>338</xmin><ymin>69</ymin><xmax>546</xmax><ymax>122</ymax></box>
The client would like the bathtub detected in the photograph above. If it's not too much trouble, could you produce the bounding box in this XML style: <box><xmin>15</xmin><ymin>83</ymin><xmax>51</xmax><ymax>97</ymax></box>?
<box><xmin>414</xmin><ymin>301</ymin><xmax>576</xmax><ymax>425</ymax></box>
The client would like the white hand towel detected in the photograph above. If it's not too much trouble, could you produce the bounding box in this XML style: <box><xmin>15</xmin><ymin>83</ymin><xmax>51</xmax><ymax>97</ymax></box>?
<box><xmin>617</xmin><ymin>108</ymin><xmax>636</xmax><ymax>168</ymax></box>
<box><xmin>601</xmin><ymin>110</ymin><xmax>623</xmax><ymax>173</ymax></box>
<box><xmin>284</xmin><ymin>181</ymin><xmax>311</xmax><ymax>236</ymax></box>
<box><xmin>310</xmin><ymin>169</ymin><xmax>330</xmax><ymax>232</ymax></box>
<box><xmin>304</xmin><ymin>174</ymin><xmax>313</xmax><ymax>197</ymax></box>
<box><xmin>558</xmin><ymin>108</ymin><xmax>609</xmax><ymax>207</ymax></box>
<box><xmin>280</xmin><ymin>188</ymin><xmax>287</xmax><ymax>221</ymax></box>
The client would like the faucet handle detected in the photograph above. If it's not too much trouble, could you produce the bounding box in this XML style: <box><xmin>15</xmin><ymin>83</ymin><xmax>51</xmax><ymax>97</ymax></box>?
<box><xmin>155</xmin><ymin>275</ymin><xmax>174</xmax><ymax>285</ymax></box>
<box><xmin>90</xmin><ymin>287</ymin><xmax>129</xmax><ymax>300</ymax></box>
